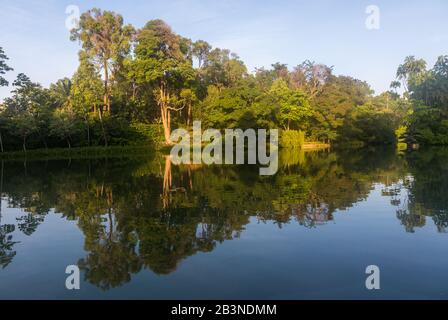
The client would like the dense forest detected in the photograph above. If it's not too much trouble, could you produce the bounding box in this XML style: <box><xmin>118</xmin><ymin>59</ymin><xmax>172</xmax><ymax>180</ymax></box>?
<box><xmin>0</xmin><ymin>8</ymin><xmax>447</xmax><ymax>152</ymax></box>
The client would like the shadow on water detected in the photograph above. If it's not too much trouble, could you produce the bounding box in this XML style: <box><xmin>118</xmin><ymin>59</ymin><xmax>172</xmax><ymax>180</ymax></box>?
<box><xmin>0</xmin><ymin>146</ymin><xmax>447</xmax><ymax>290</ymax></box>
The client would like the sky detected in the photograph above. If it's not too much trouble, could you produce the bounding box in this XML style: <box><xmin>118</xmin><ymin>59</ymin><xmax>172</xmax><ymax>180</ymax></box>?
<box><xmin>0</xmin><ymin>0</ymin><xmax>447</xmax><ymax>101</ymax></box>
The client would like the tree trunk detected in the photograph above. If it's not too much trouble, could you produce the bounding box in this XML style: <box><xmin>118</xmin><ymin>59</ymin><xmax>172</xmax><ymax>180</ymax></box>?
<box><xmin>22</xmin><ymin>136</ymin><xmax>27</xmax><ymax>152</ymax></box>
<box><xmin>67</xmin><ymin>138</ymin><xmax>71</xmax><ymax>149</ymax></box>
<box><xmin>86</xmin><ymin>120</ymin><xmax>91</xmax><ymax>146</ymax></box>
<box><xmin>187</xmin><ymin>102</ymin><xmax>192</xmax><ymax>127</ymax></box>
<box><xmin>167</xmin><ymin>111</ymin><xmax>171</xmax><ymax>141</ymax></box>
<box><xmin>104</xmin><ymin>61</ymin><xmax>109</xmax><ymax>113</ymax></box>
<box><xmin>159</xmin><ymin>84</ymin><xmax>172</xmax><ymax>144</ymax></box>
<box><xmin>160</xmin><ymin>108</ymin><xmax>171</xmax><ymax>144</ymax></box>
<box><xmin>0</xmin><ymin>131</ymin><xmax>3</xmax><ymax>153</ymax></box>
<box><xmin>38</xmin><ymin>130</ymin><xmax>48</xmax><ymax>150</ymax></box>
<box><xmin>0</xmin><ymin>160</ymin><xmax>3</xmax><ymax>223</ymax></box>
<box><xmin>162</xmin><ymin>156</ymin><xmax>172</xmax><ymax>209</ymax></box>
<box><xmin>188</xmin><ymin>167</ymin><xmax>193</xmax><ymax>191</ymax></box>
<box><xmin>98</xmin><ymin>108</ymin><xmax>108</xmax><ymax>147</ymax></box>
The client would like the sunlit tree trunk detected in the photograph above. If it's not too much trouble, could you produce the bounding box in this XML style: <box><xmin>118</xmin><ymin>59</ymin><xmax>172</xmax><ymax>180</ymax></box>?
<box><xmin>98</xmin><ymin>108</ymin><xmax>108</xmax><ymax>147</ymax></box>
<box><xmin>162</xmin><ymin>156</ymin><xmax>172</xmax><ymax>209</ymax></box>
<box><xmin>85</xmin><ymin>117</ymin><xmax>91</xmax><ymax>146</ymax></box>
<box><xmin>187</xmin><ymin>101</ymin><xmax>192</xmax><ymax>127</ymax></box>
<box><xmin>187</xmin><ymin>167</ymin><xmax>193</xmax><ymax>191</ymax></box>
<box><xmin>159</xmin><ymin>83</ymin><xmax>172</xmax><ymax>144</ymax></box>
<box><xmin>103</xmin><ymin>61</ymin><xmax>109</xmax><ymax>113</ymax></box>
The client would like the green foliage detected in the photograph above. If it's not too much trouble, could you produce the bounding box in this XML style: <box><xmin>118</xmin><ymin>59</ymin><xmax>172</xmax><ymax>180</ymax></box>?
<box><xmin>49</xmin><ymin>109</ymin><xmax>82</xmax><ymax>148</ymax></box>
<box><xmin>200</xmin><ymin>79</ymin><xmax>263</xmax><ymax>129</ymax></box>
<box><xmin>70</xmin><ymin>8</ymin><xmax>135</xmax><ymax>112</ymax></box>
<box><xmin>395</xmin><ymin>55</ymin><xmax>448</xmax><ymax>146</ymax></box>
<box><xmin>339</xmin><ymin>106</ymin><xmax>397</xmax><ymax>146</ymax></box>
<box><xmin>269</xmin><ymin>79</ymin><xmax>312</xmax><ymax>130</ymax></box>
<box><xmin>0</xmin><ymin>47</ymin><xmax>13</xmax><ymax>87</ymax></box>
<box><xmin>128</xmin><ymin>123</ymin><xmax>164</xmax><ymax>145</ymax></box>
<box><xmin>280</xmin><ymin>130</ymin><xmax>305</xmax><ymax>148</ymax></box>
<box><xmin>1</xmin><ymin>10</ymin><xmax>434</xmax><ymax>152</ymax></box>
<box><xmin>70</xmin><ymin>53</ymin><xmax>103</xmax><ymax>112</ymax></box>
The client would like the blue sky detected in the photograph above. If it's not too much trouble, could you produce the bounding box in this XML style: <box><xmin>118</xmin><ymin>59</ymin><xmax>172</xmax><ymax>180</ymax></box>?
<box><xmin>0</xmin><ymin>0</ymin><xmax>447</xmax><ymax>101</ymax></box>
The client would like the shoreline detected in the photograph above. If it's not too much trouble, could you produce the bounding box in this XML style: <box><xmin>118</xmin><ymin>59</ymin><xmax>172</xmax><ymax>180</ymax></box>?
<box><xmin>0</xmin><ymin>142</ymin><xmax>332</xmax><ymax>161</ymax></box>
<box><xmin>301</xmin><ymin>143</ymin><xmax>331</xmax><ymax>150</ymax></box>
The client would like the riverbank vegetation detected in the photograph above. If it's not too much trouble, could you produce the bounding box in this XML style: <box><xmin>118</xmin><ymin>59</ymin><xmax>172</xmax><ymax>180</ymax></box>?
<box><xmin>0</xmin><ymin>8</ymin><xmax>447</xmax><ymax>153</ymax></box>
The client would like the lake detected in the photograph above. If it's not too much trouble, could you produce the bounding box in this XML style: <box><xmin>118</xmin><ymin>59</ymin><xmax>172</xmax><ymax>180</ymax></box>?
<box><xmin>0</xmin><ymin>147</ymin><xmax>447</xmax><ymax>299</ymax></box>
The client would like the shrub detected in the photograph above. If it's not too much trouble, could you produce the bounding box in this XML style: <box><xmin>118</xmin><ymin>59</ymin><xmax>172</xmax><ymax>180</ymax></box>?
<box><xmin>280</xmin><ymin>129</ymin><xmax>305</xmax><ymax>148</ymax></box>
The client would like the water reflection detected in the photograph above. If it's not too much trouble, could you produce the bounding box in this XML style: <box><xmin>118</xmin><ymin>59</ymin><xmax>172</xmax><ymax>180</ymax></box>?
<box><xmin>0</xmin><ymin>147</ymin><xmax>447</xmax><ymax>290</ymax></box>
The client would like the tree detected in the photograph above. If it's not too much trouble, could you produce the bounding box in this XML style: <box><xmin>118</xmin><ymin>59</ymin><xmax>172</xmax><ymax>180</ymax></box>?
<box><xmin>390</xmin><ymin>80</ymin><xmax>401</xmax><ymax>92</ymax></box>
<box><xmin>0</xmin><ymin>47</ymin><xmax>13</xmax><ymax>152</ymax></box>
<box><xmin>201</xmin><ymin>78</ymin><xmax>262</xmax><ymax>129</ymax></box>
<box><xmin>50</xmin><ymin>108</ymin><xmax>81</xmax><ymax>148</ymax></box>
<box><xmin>0</xmin><ymin>47</ymin><xmax>13</xmax><ymax>87</ymax></box>
<box><xmin>311</xmin><ymin>75</ymin><xmax>373</xmax><ymax>141</ymax></box>
<box><xmin>396</xmin><ymin>56</ymin><xmax>427</xmax><ymax>93</ymax></box>
<box><xmin>193</xmin><ymin>40</ymin><xmax>211</xmax><ymax>69</ymax></box>
<box><xmin>178</xmin><ymin>88</ymin><xmax>197</xmax><ymax>126</ymax></box>
<box><xmin>3</xmin><ymin>74</ymin><xmax>52</xmax><ymax>151</ymax></box>
<box><xmin>290</xmin><ymin>60</ymin><xmax>333</xmax><ymax>99</ymax></box>
<box><xmin>49</xmin><ymin>78</ymin><xmax>72</xmax><ymax>109</ymax></box>
<box><xmin>133</xmin><ymin>19</ymin><xmax>195</xmax><ymax>143</ymax></box>
<box><xmin>339</xmin><ymin>106</ymin><xmax>397</xmax><ymax>146</ymax></box>
<box><xmin>395</xmin><ymin>55</ymin><xmax>448</xmax><ymax>146</ymax></box>
<box><xmin>70</xmin><ymin>8</ymin><xmax>135</xmax><ymax>113</ymax></box>
<box><xmin>9</xmin><ymin>111</ymin><xmax>37</xmax><ymax>152</ymax></box>
<box><xmin>202</xmin><ymin>48</ymin><xmax>247</xmax><ymax>89</ymax></box>
<box><xmin>70</xmin><ymin>52</ymin><xmax>104</xmax><ymax>146</ymax></box>
<box><xmin>269</xmin><ymin>79</ymin><xmax>312</xmax><ymax>130</ymax></box>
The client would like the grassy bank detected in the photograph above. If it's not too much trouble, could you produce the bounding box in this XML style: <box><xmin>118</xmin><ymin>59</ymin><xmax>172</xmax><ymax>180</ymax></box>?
<box><xmin>0</xmin><ymin>145</ymin><xmax>159</xmax><ymax>161</ymax></box>
<box><xmin>0</xmin><ymin>141</ymin><xmax>331</xmax><ymax>161</ymax></box>
<box><xmin>302</xmin><ymin>142</ymin><xmax>331</xmax><ymax>150</ymax></box>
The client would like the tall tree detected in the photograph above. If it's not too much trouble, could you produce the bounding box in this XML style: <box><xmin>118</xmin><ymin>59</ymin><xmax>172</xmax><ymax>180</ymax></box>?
<box><xmin>0</xmin><ymin>47</ymin><xmax>13</xmax><ymax>87</ymax></box>
<box><xmin>396</xmin><ymin>56</ymin><xmax>427</xmax><ymax>93</ymax></box>
<box><xmin>3</xmin><ymin>74</ymin><xmax>53</xmax><ymax>151</ymax></box>
<box><xmin>133</xmin><ymin>19</ymin><xmax>195</xmax><ymax>143</ymax></box>
<box><xmin>193</xmin><ymin>40</ymin><xmax>211</xmax><ymax>69</ymax></box>
<box><xmin>49</xmin><ymin>78</ymin><xmax>72</xmax><ymax>109</ymax></box>
<box><xmin>0</xmin><ymin>47</ymin><xmax>13</xmax><ymax>152</ymax></box>
<box><xmin>270</xmin><ymin>79</ymin><xmax>312</xmax><ymax>130</ymax></box>
<box><xmin>290</xmin><ymin>60</ymin><xmax>333</xmax><ymax>99</ymax></box>
<box><xmin>70</xmin><ymin>52</ymin><xmax>104</xmax><ymax>146</ymax></box>
<box><xmin>50</xmin><ymin>108</ymin><xmax>80</xmax><ymax>149</ymax></box>
<box><xmin>70</xmin><ymin>8</ymin><xmax>134</xmax><ymax>113</ymax></box>
<box><xmin>202</xmin><ymin>48</ymin><xmax>247</xmax><ymax>89</ymax></box>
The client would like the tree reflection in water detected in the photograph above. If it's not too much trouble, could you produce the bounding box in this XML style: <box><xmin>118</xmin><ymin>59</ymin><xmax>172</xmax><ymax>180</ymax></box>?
<box><xmin>0</xmin><ymin>147</ymin><xmax>447</xmax><ymax>288</ymax></box>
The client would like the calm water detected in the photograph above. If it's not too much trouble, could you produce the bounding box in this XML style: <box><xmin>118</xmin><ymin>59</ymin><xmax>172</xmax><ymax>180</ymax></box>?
<box><xmin>0</xmin><ymin>147</ymin><xmax>447</xmax><ymax>299</ymax></box>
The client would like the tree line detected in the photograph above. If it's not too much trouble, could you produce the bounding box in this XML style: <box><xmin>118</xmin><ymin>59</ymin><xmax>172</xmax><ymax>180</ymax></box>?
<box><xmin>0</xmin><ymin>8</ymin><xmax>447</xmax><ymax>152</ymax></box>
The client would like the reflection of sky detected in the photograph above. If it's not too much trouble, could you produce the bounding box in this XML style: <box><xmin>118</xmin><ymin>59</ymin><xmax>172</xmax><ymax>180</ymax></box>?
<box><xmin>0</xmin><ymin>200</ymin><xmax>86</xmax><ymax>299</ymax></box>
<box><xmin>1</xmin><ymin>0</ymin><xmax>448</xmax><ymax>101</ymax></box>
<box><xmin>1</xmin><ymin>180</ymin><xmax>448</xmax><ymax>299</ymax></box>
